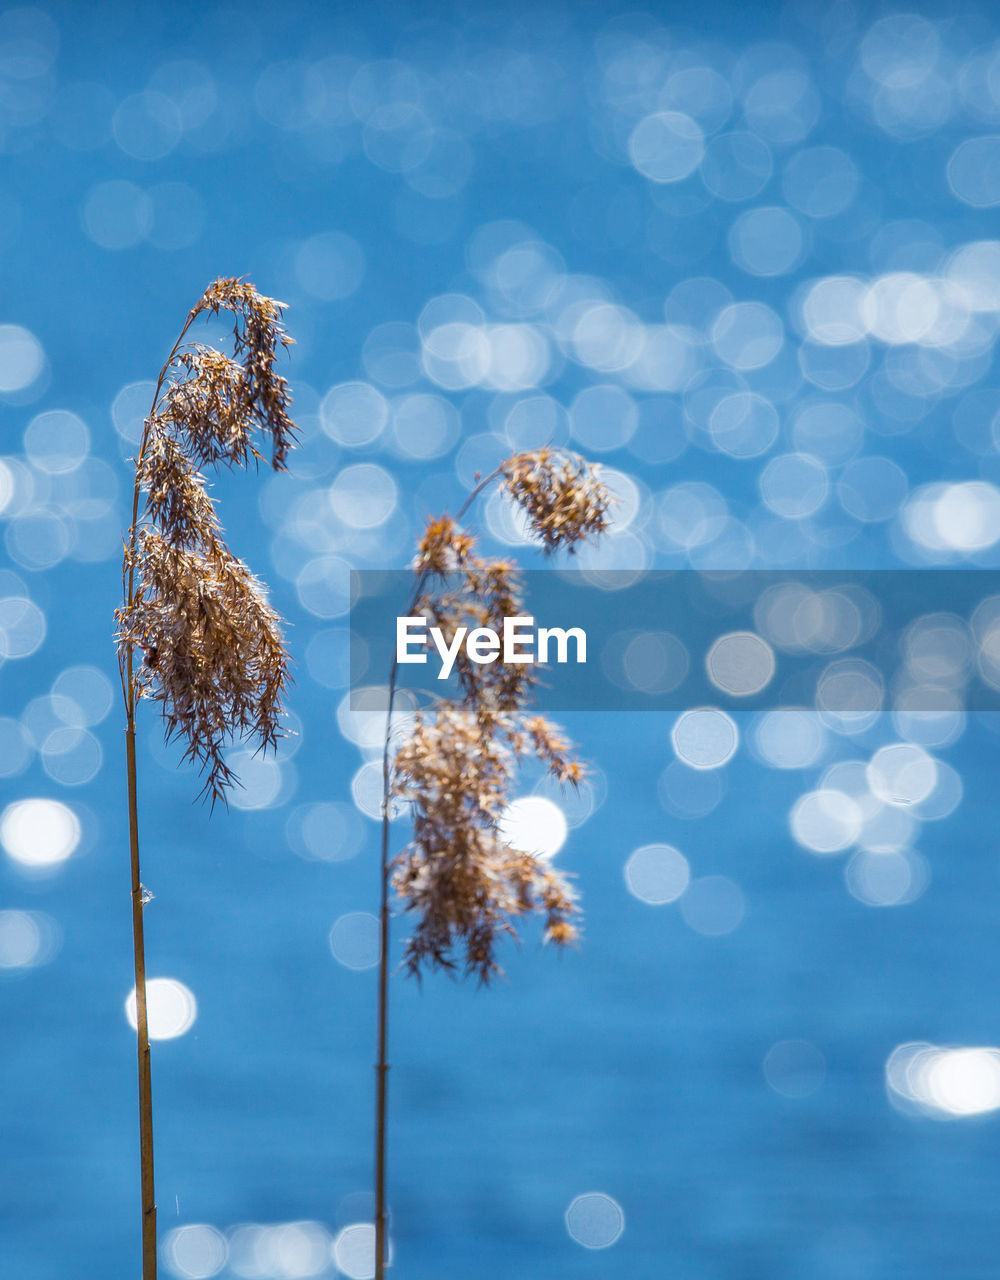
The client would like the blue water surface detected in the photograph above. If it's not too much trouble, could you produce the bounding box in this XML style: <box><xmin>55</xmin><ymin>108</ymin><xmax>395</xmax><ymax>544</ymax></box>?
<box><xmin>3</xmin><ymin>2</ymin><xmax>1000</xmax><ymax>1277</ymax></box>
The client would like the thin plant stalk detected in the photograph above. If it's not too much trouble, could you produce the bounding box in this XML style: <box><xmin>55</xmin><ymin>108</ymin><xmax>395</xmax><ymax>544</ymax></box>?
<box><xmin>119</xmin><ymin>309</ymin><xmax>200</xmax><ymax>1280</ymax></box>
<box><xmin>374</xmin><ymin>725</ymin><xmax>391</xmax><ymax>1280</ymax></box>
<box><xmin>372</xmin><ymin>468</ymin><xmax>514</xmax><ymax>1279</ymax></box>
<box><xmin>126</xmin><ymin>725</ymin><xmax>156</xmax><ymax>1277</ymax></box>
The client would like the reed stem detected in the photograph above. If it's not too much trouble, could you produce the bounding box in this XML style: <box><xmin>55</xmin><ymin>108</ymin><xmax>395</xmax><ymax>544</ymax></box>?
<box><xmin>118</xmin><ymin>308</ymin><xmax>198</xmax><ymax>1280</ymax></box>
<box><xmin>126</xmin><ymin>722</ymin><xmax>157</xmax><ymax>1279</ymax></box>
<box><xmin>374</xmin><ymin>734</ymin><xmax>392</xmax><ymax>1280</ymax></box>
<box><xmin>373</xmin><ymin>469</ymin><xmax>501</xmax><ymax>1279</ymax></box>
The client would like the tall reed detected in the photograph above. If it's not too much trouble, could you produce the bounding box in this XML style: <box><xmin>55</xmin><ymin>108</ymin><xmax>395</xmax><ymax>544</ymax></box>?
<box><xmin>374</xmin><ymin>448</ymin><xmax>611</xmax><ymax>1276</ymax></box>
<box><xmin>115</xmin><ymin>279</ymin><xmax>298</xmax><ymax>1279</ymax></box>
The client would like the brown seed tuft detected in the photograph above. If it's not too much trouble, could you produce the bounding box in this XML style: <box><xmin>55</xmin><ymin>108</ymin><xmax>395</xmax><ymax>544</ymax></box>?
<box><xmin>116</xmin><ymin>279</ymin><xmax>297</xmax><ymax>804</ymax></box>
<box><xmin>499</xmin><ymin>447</ymin><xmax>612</xmax><ymax>553</ymax></box>
<box><xmin>389</xmin><ymin>448</ymin><xmax>610</xmax><ymax>981</ymax></box>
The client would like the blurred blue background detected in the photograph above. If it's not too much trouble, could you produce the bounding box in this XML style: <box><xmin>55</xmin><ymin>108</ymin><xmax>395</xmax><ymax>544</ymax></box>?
<box><xmin>5</xmin><ymin>1</ymin><xmax>1000</xmax><ymax>1276</ymax></box>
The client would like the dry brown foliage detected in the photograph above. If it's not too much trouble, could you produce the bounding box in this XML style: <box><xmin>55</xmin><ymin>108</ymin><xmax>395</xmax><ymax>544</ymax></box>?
<box><xmin>389</xmin><ymin>448</ymin><xmax>611</xmax><ymax>982</ymax></box>
<box><xmin>500</xmin><ymin>447</ymin><xmax>613</xmax><ymax>553</ymax></box>
<box><xmin>116</xmin><ymin>279</ymin><xmax>298</xmax><ymax>805</ymax></box>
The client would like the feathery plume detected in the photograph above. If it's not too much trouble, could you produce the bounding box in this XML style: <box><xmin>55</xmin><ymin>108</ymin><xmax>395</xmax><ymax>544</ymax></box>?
<box><xmin>392</xmin><ymin>703</ymin><xmax>580</xmax><ymax>982</ymax></box>
<box><xmin>388</xmin><ymin>449</ymin><xmax>611</xmax><ymax>981</ymax></box>
<box><xmin>500</xmin><ymin>447</ymin><xmax>612</xmax><ymax>553</ymax></box>
<box><xmin>117</xmin><ymin>278</ymin><xmax>297</xmax><ymax>804</ymax></box>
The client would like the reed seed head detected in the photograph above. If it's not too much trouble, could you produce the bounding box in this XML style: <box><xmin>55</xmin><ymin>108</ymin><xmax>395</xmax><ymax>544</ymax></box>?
<box><xmin>500</xmin><ymin>447</ymin><xmax>612</xmax><ymax>553</ymax></box>
<box><xmin>390</xmin><ymin>448</ymin><xmax>609</xmax><ymax>981</ymax></box>
<box><xmin>392</xmin><ymin>705</ymin><xmax>579</xmax><ymax>984</ymax></box>
<box><xmin>117</xmin><ymin>279</ymin><xmax>297</xmax><ymax>805</ymax></box>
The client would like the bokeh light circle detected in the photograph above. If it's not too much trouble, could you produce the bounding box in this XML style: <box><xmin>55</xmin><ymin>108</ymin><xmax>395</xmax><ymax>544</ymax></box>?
<box><xmin>498</xmin><ymin>797</ymin><xmax>567</xmax><ymax>859</ymax></box>
<box><xmin>0</xmin><ymin>325</ymin><xmax>44</xmax><ymax>392</ymax></box>
<box><xmin>1</xmin><ymin>798</ymin><xmax>80</xmax><ymax>868</ymax></box>
<box><xmin>624</xmin><ymin>843</ymin><xmax>690</xmax><ymax>905</ymax></box>
<box><xmin>125</xmin><ymin>978</ymin><xmax>197</xmax><ymax>1041</ymax></box>
<box><xmin>565</xmin><ymin>1193</ymin><xmax>625</xmax><ymax>1249</ymax></box>
<box><xmin>671</xmin><ymin>708</ymin><xmax>739</xmax><ymax>769</ymax></box>
<box><xmin>680</xmin><ymin>875</ymin><xmax>745</xmax><ymax>936</ymax></box>
<box><xmin>329</xmin><ymin>913</ymin><xmax>381</xmax><ymax>970</ymax></box>
<box><xmin>629</xmin><ymin>111</ymin><xmax>704</xmax><ymax>183</ymax></box>
<box><xmin>790</xmin><ymin>789</ymin><xmax>862</xmax><ymax>854</ymax></box>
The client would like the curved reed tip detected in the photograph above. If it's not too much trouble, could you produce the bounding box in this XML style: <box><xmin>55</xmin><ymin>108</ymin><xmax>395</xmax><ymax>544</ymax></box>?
<box><xmin>500</xmin><ymin>448</ymin><xmax>613</xmax><ymax>553</ymax></box>
<box><xmin>185</xmin><ymin>278</ymin><xmax>298</xmax><ymax>471</ymax></box>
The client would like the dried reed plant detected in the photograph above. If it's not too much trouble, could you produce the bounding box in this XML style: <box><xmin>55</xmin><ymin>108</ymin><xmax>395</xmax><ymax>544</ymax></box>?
<box><xmin>373</xmin><ymin>448</ymin><xmax>611</xmax><ymax>1277</ymax></box>
<box><xmin>115</xmin><ymin>279</ymin><xmax>298</xmax><ymax>1280</ymax></box>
